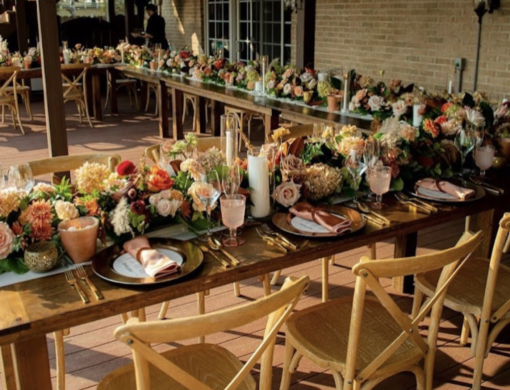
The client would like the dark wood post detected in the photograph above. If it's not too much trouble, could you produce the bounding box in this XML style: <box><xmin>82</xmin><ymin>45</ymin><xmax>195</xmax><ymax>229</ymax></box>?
<box><xmin>124</xmin><ymin>0</ymin><xmax>135</xmax><ymax>42</ymax></box>
<box><xmin>295</xmin><ymin>0</ymin><xmax>316</xmax><ymax>69</ymax></box>
<box><xmin>37</xmin><ymin>0</ymin><xmax>68</xmax><ymax>158</ymax></box>
<box><xmin>15</xmin><ymin>0</ymin><xmax>28</xmax><ymax>54</ymax></box>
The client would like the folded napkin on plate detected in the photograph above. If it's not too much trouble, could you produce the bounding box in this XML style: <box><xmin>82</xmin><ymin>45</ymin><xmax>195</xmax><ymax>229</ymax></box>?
<box><xmin>123</xmin><ymin>235</ymin><xmax>180</xmax><ymax>278</ymax></box>
<box><xmin>415</xmin><ymin>178</ymin><xmax>475</xmax><ymax>200</ymax></box>
<box><xmin>289</xmin><ymin>203</ymin><xmax>351</xmax><ymax>233</ymax></box>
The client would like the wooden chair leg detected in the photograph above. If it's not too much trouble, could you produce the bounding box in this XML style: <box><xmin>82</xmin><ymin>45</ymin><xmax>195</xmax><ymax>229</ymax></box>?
<box><xmin>1</xmin><ymin>105</ymin><xmax>5</xmax><ymax>123</ymax></box>
<box><xmin>279</xmin><ymin>339</ymin><xmax>296</xmax><ymax>390</ymax></box>
<box><xmin>1</xmin><ymin>344</ymin><xmax>19</xmax><ymax>390</ymax></box>
<box><xmin>120</xmin><ymin>312</ymin><xmax>129</xmax><ymax>324</ymax></box>
<box><xmin>197</xmin><ymin>291</ymin><xmax>205</xmax><ymax>343</ymax></box>
<box><xmin>54</xmin><ymin>330</ymin><xmax>66</xmax><ymax>390</ymax></box>
<box><xmin>259</xmin><ymin>274</ymin><xmax>271</xmax><ymax>296</ymax></box>
<box><xmin>83</xmin><ymin>101</ymin><xmax>93</xmax><ymax>128</ymax></box>
<box><xmin>321</xmin><ymin>257</ymin><xmax>329</xmax><ymax>302</ymax></box>
<box><xmin>270</xmin><ymin>270</ymin><xmax>282</xmax><ymax>285</ymax></box>
<box><xmin>369</xmin><ymin>243</ymin><xmax>377</xmax><ymax>259</ymax></box>
<box><xmin>158</xmin><ymin>301</ymin><xmax>170</xmax><ymax>319</ymax></box>
<box><xmin>472</xmin><ymin>313</ymin><xmax>492</xmax><ymax>390</ymax></box>
<box><xmin>411</xmin><ymin>287</ymin><xmax>424</xmax><ymax>320</ymax></box>
<box><xmin>133</xmin><ymin>85</ymin><xmax>140</xmax><ymax>110</ymax></box>
<box><xmin>233</xmin><ymin>282</ymin><xmax>241</xmax><ymax>297</ymax></box>
<box><xmin>460</xmin><ymin>316</ymin><xmax>470</xmax><ymax>346</ymax></box>
<box><xmin>104</xmin><ymin>83</ymin><xmax>111</xmax><ymax>110</ymax></box>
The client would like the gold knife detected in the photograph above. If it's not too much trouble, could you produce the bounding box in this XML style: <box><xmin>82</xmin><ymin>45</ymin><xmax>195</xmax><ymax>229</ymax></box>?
<box><xmin>198</xmin><ymin>245</ymin><xmax>230</xmax><ymax>268</ymax></box>
<box><xmin>263</xmin><ymin>237</ymin><xmax>288</xmax><ymax>253</ymax></box>
<box><xmin>273</xmin><ymin>233</ymin><xmax>298</xmax><ymax>250</ymax></box>
<box><xmin>218</xmin><ymin>247</ymin><xmax>240</xmax><ymax>266</ymax></box>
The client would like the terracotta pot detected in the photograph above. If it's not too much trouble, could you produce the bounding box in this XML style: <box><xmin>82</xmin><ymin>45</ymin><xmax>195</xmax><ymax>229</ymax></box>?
<box><xmin>327</xmin><ymin>94</ymin><xmax>340</xmax><ymax>112</ymax></box>
<box><xmin>58</xmin><ymin>217</ymin><xmax>99</xmax><ymax>263</ymax></box>
<box><xmin>23</xmin><ymin>60</ymin><xmax>31</xmax><ymax>70</ymax></box>
<box><xmin>150</xmin><ymin>61</ymin><xmax>158</xmax><ymax>70</ymax></box>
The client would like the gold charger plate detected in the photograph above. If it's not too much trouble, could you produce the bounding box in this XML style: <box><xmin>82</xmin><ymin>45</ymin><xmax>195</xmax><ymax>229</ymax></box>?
<box><xmin>92</xmin><ymin>238</ymin><xmax>203</xmax><ymax>286</ymax></box>
<box><xmin>411</xmin><ymin>181</ymin><xmax>485</xmax><ymax>204</ymax></box>
<box><xmin>272</xmin><ymin>204</ymin><xmax>366</xmax><ymax>238</ymax></box>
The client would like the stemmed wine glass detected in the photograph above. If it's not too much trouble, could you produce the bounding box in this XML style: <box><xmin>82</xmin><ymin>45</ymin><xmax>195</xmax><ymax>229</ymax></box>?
<box><xmin>454</xmin><ymin>129</ymin><xmax>475</xmax><ymax>179</ymax></box>
<box><xmin>368</xmin><ymin>165</ymin><xmax>392</xmax><ymax>209</ymax></box>
<box><xmin>195</xmin><ymin>170</ymin><xmax>221</xmax><ymax>240</ymax></box>
<box><xmin>475</xmin><ymin>145</ymin><xmax>495</xmax><ymax>177</ymax></box>
<box><xmin>345</xmin><ymin>148</ymin><xmax>367</xmax><ymax>205</ymax></box>
<box><xmin>220</xmin><ymin>194</ymin><xmax>246</xmax><ymax>247</ymax></box>
<box><xmin>7</xmin><ymin>163</ymin><xmax>34</xmax><ymax>193</ymax></box>
<box><xmin>221</xmin><ymin>164</ymin><xmax>241</xmax><ymax>197</ymax></box>
<box><xmin>363</xmin><ymin>138</ymin><xmax>380</xmax><ymax>200</ymax></box>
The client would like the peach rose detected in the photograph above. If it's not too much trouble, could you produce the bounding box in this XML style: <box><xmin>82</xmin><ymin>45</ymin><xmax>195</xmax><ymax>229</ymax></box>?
<box><xmin>147</xmin><ymin>166</ymin><xmax>174</xmax><ymax>192</ymax></box>
<box><xmin>272</xmin><ymin>181</ymin><xmax>301</xmax><ymax>208</ymax></box>
<box><xmin>0</xmin><ymin>222</ymin><xmax>14</xmax><ymax>259</ymax></box>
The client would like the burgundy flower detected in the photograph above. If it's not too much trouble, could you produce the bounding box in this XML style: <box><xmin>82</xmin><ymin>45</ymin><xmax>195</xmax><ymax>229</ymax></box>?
<box><xmin>130</xmin><ymin>200</ymin><xmax>146</xmax><ymax>215</ymax></box>
<box><xmin>117</xmin><ymin>161</ymin><xmax>136</xmax><ymax>176</ymax></box>
<box><xmin>127</xmin><ymin>188</ymin><xmax>138</xmax><ymax>200</ymax></box>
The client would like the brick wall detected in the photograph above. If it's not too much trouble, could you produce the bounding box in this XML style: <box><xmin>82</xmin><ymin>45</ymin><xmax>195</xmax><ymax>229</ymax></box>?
<box><xmin>161</xmin><ymin>0</ymin><xmax>204</xmax><ymax>54</ymax></box>
<box><xmin>313</xmin><ymin>0</ymin><xmax>510</xmax><ymax>102</ymax></box>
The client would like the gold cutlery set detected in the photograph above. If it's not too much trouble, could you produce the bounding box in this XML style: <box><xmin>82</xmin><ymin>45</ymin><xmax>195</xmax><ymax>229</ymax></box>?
<box><xmin>65</xmin><ymin>265</ymin><xmax>104</xmax><ymax>304</ymax></box>
<box><xmin>256</xmin><ymin>224</ymin><xmax>299</xmax><ymax>253</ymax></box>
<box><xmin>196</xmin><ymin>237</ymin><xmax>241</xmax><ymax>269</ymax></box>
<box><xmin>394</xmin><ymin>193</ymin><xmax>438</xmax><ymax>214</ymax></box>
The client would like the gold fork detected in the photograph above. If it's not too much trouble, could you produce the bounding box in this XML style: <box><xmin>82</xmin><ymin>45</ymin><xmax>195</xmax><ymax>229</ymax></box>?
<box><xmin>75</xmin><ymin>265</ymin><xmax>104</xmax><ymax>301</ymax></box>
<box><xmin>65</xmin><ymin>270</ymin><xmax>90</xmax><ymax>304</ymax></box>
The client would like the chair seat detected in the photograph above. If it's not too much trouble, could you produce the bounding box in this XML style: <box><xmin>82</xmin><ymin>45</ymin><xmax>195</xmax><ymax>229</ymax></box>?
<box><xmin>286</xmin><ymin>296</ymin><xmax>422</xmax><ymax>379</ymax></box>
<box><xmin>99</xmin><ymin>343</ymin><xmax>256</xmax><ymax>390</ymax></box>
<box><xmin>415</xmin><ymin>257</ymin><xmax>510</xmax><ymax>317</ymax></box>
<box><xmin>4</xmin><ymin>86</ymin><xmax>30</xmax><ymax>93</ymax></box>
<box><xmin>116</xmin><ymin>78</ymin><xmax>137</xmax><ymax>85</ymax></box>
<box><xmin>64</xmin><ymin>89</ymin><xmax>84</xmax><ymax>100</ymax></box>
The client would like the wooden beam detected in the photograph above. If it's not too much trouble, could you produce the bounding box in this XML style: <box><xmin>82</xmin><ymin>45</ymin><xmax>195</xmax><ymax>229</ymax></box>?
<box><xmin>124</xmin><ymin>0</ymin><xmax>135</xmax><ymax>42</ymax></box>
<box><xmin>37</xmin><ymin>0</ymin><xmax>68</xmax><ymax>158</ymax></box>
<box><xmin>295</xmin><ymin>0</ymin><xmax>316</xmax><ymax>68</ymax></box>
<box><xmin>15</xmin><ymin>0</ymin><xmax>28</xmax><ymax>54</ymax></box>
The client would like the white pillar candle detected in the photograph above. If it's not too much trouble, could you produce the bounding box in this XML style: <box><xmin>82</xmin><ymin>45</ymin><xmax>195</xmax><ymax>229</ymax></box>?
<box><xmin>63</xmin><ymin>50</ymin><xmax>70</xmax><ymax>65</ymax></box>
<box><xmin>120</xmin><ymin>47</ymin><xmax>124</xmax><ymax>64</ymax></box>
<box><xmin>248</xmin><ymin>153</ymin><xmax>270</xmax><ymax>218</ymax></box>
<box><xmin>255</xmin><ymin>81</ymin><xmax>262</xmax><ymax>94</ymax></box>
<box><xmin>448</xmin><ymin>80</ymin><xmax>453</xmax><ymax>94</ymax></box>
<box><xmin>261</xmin><ymin>56</ymin><xmax>267</xmax><ymax>96</ymax></box>
<box><xmin>413</xmin><ymin>104</ymin><xmax>423</xmax><ymax>127</ymax></box>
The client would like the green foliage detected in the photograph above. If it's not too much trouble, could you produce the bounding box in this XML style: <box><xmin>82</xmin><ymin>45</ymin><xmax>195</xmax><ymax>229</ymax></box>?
<box><xmin>53</xmin><ymin>177</ymin><xmax>73</xmax><ymax>202</ymax></box>
<box><xmin>174</xmin><ymin>171</ymin><xmax>193</xmax><ymax>193</ymax></box>
<box><xmin>0</xmin><ymin>257</ymin><xmax>28</xmax><ymax>275</ymax></box>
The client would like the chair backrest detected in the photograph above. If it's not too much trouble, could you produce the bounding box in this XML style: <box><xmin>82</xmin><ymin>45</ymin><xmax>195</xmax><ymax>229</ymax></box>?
<box><xmin>344</xmin><ymin>231</ymin><xmax>483</xmax><ymax>385</ymax></box>
<box><xmin>29</xmin><ymin>153</ymin><xmax>121</xmax><ymax>183</ymax></box>
<box><xmin>0</xmin><ymin>66</ymin><xmax>20</xmax><ymax>96</ymax></box>
<box><xmin>145</xmin><ymin>137</ymin><xmax>223</xmax><ymax>164</ymax></box>
<box><xmin>114</xmin><ymin>276</ymin><xmax>309</xmax><ymax>390</ymax></box>
<box><xmin>61</xmin><ymin>63</ymin><xmax>90</xmax><ymax>100</ymax></box>
<box><xmin>479</xmin><ymin>213</ymin><xmax>510</xmax><ymax>323</ymax></box>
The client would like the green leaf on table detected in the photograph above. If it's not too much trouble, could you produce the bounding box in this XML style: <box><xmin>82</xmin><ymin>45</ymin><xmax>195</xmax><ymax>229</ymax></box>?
<box><xmin>0</xmin><ymin>258</ymin><xmax>29</xmax><ymax>275</ymax></box>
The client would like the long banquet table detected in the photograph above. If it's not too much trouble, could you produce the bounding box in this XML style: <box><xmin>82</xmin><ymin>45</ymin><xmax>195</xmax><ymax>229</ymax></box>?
<box><xmin>115</xmin><ymin>66</ymin><xmax>374</xmax><ymax>140</ymax></box>
<box><xmin>0</xmin><ymin>182</ymin><xmax>508</xmax><ymax>389</ymax></box>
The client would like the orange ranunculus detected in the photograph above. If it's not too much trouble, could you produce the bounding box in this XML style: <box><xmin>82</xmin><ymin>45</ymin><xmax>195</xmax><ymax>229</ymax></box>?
<box><xmin>434</xmin><ymin>115</ymin><xmax>448</xmax><ymax>125</ymax></box>
<box><xmin>423</xmin><ymin>119</ymin><xmax>440</xmax><ymax>138</ymax></box>
<box><xmin>147</xmin><ymin>166</ymin><xmax>174</xmax><ymax>192</ymax></box>
<box><xmin>441</xmin><ymin>102</ymin><xmax>453</xmax><ymax>113</ymax></box>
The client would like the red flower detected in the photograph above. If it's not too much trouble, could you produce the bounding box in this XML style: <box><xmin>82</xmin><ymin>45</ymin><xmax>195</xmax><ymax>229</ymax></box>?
<box><xmin>180</xmin><ymin>51</ymin><xmax>190</xmax><ymax>59</ymax></box>
<box><xmin>130</xmin><ymin>200</ymin><xmax>146</xmax><ymax>215</ymax></box>
<box><xmin>117</xmin><ymin>161</ymin><xmax>136</xmax><ymax>176</ymax></box>
<box><xmin>434</xmin><ymin>115</ymin><xmax>448</xmax><ymax>125</ymax></box>
<box><xmin>441</xmin><ymin>102</ymin><xmax>453</xmax><ymax>113</ymax></box>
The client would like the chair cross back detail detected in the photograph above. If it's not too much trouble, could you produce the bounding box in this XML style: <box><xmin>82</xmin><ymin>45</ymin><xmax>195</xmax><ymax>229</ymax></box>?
<box><xmin>0</xmin><ymin>66</ymin><xmax>19</xmax><ymax>93</ymax></box>
<box><xmin>100</xmin><ymin>276</ymin><xmax>309</xmax><ymax>390</ymax></box>
<box><xmin>61</xmin><ymin>63</ymin><xmax>89</xmax><ymax>100</ymax></box>
<box><xmin>344</xmin><ymin>231</ymin><xmax>483</xmax><ymax>387</ymax></box>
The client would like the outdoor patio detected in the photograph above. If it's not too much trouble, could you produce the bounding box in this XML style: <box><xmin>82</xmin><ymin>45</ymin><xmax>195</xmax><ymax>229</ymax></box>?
<box><xmin>0</xmin><ymin>96</ymin><xmax>509</xmax><ymax>390</ymax></box>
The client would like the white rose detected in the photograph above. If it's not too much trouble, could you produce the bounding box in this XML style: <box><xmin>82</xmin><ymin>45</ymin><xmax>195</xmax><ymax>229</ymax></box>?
<box><xmin>283</xmin><ymin>83</ymin><xmax>292</xmax><ymax>95</ymax></box>
<box><xmin>300</xmin><ymin>72</ymin><xmax>313</xmax><ymax>83</ymax></box>
<box><xmin>166</xmin><ymin>199</ymin><xmax>182</xmax><ymax>217</ymax></box>
<box><xmin>149</xmin><ymin>194</ymin><xmax>161</xmax><ymax>206</ymax></box>
<box><xmin>392</xmin><ymin>100</ymin><xmax>407</xmax><ymax>118</ymax></box>
<box><xmin>368</xmin><ymin>95</ymin><xmax>385</xmax><ymax>111</ymax></box>
<box><xmin>0</xmin><ymin>221</ymin><xmax>14</xmax><ymax>259</ymax></box>
<box><xmin>307</xmin><ymin>79</ymin><xmax>317</xmax><ymax>90</ymax></box>
<box><xmin>273</xmin><ymin>181</ymin><xmax>302</xmax><ymax>208</ymax></box>
<box><xmin>54</xmin><ymin>200</ymin><xmax>79</xmax><ymax>221</ymax></box>
<box><xmin>156</xmin><ymin>198</ymin><xmax>172</xmax><ymax>217</ymax></box>
<box><xmin>465</xmin><ymin>107</ymin><xmax>485</xmax><ymax>128</ymax></box>
<box><xmin>159</xmin><ymin>190</ymin><xmax>172</xmax><ymax>199</ymax></box>
<box><xmin>266</xmin><ymin>79</ymin><xmax>275</xmax><ymax>90</ymax></box>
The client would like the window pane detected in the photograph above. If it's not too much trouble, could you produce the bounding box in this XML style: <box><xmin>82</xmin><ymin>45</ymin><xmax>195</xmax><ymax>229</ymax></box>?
<box><xmin>273</xmin><ymin>2</ymin><xmax>281</xmax><ymax>20</ymax></box>
<box><xmin>209</xmin><ymin>4</ymin><xmax>215</xmax><ymax>21</ymax></box>
<box><xmin>216</xmin><ymin>4</ymin><xmax>222</xmax><ymax>20</ymax></box>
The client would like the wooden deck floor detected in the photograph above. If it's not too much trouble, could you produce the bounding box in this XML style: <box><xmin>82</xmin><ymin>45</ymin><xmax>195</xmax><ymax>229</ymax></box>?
<box><xmin>1</xmin><ymin>96</ymin><xmax>509</xmax><ymax>389</ymax></box>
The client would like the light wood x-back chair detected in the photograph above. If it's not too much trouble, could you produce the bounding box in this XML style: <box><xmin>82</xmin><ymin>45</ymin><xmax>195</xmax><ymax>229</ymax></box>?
<box><xmin>413</xmin><ymin>213</ymin><xmax>510</xmax><ymax>390</ymax></box>
<box><xmin>98</xmin><ymin>276</ymin><xmax>309</xmax><ymax>390</ymax></box>
<box><xmin>61</xmin><ymin>63</ymin><xmax>93</xmax><ymax>128</ymax></box>
<box><xmin>0</xmin><ymin>66</ymin><xmax>25</xmax><ymax>134</ymax></box>
<box><xmin>280</xmin><ymin>231</ymin><xmax>483</xmax><ymax>390</ymax></box>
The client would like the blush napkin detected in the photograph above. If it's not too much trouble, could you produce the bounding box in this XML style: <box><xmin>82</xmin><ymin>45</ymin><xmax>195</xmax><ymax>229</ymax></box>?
<box><xmin>289</xmin><ymin>203</ymin><xmax>351</xmax><ymax>233</ymax></box>
<box><xmin>415</xmin><ymin>178</ymin><xmax>475</xmax><ymax>200</ymax></box>
<box><xmin>123</xmin><ymin>236</ymin><xmax>180</xmax><ymax>278</ymax></box>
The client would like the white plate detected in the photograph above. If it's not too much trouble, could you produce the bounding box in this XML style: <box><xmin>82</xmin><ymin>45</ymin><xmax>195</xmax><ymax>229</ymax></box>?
<box><xmin>112</xmin><ymin>249</ymin><xmax>184</xmax><ymax>278</ymax></box>
<box><xmin>416</xmin><ymin>186</ymin><xmax>458</xmax><ymax>200</ymax></box>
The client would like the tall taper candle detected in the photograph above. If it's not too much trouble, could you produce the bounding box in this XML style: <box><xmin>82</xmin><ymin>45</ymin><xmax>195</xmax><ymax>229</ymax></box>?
<box><xmin>342</xmin><ymin>72</ymin><xmax>350</xmax><ymax>113</ymax></box>
<box><xmin>413</xmin><ymin>104</ymin><xmax>423</xmax><ymax>127</ymax></box>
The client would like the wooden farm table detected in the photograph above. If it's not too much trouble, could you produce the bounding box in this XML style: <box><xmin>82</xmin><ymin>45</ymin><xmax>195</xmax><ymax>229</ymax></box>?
<box><xmin>0</xmin><ymin>182</ymin><xmax>508</xmax><ymax>390</ymax></box>
<box><xmin>116</xmin><ymin>66</ymin><xmax>283</xmax><ymax>140</ymax></box>
<box><xmin>15</xmin><ymin>64</ymin><xmax>116</xmax><ymax>122</ymax></box>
